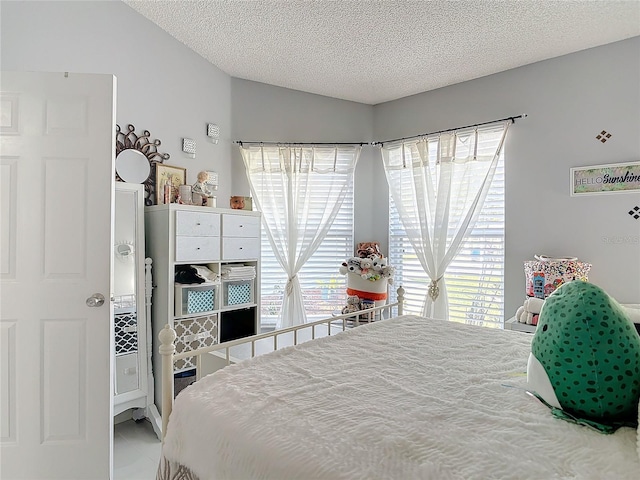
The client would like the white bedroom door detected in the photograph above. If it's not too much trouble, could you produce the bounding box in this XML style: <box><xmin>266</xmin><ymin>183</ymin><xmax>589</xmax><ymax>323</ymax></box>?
<box><xmin>0</xmin><ymin>71</ymin><xmax>116</xmax><ymax>479</ymax></box>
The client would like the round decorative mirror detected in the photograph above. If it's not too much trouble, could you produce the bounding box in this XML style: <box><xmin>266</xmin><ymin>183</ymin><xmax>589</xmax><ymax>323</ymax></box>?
<box><xmin>116</xmin><ymin>149</ymin><xmax>151</xmax><ymax>184</ymax></box>
<box><xmin>115</xmin><ymin>124</ymin><xmax>170</xmax><ymax>206</ymax></box>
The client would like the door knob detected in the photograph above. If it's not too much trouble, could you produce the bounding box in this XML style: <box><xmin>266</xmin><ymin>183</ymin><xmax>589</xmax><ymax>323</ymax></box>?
<box><xmin>86</xmin><ymin>293</ymin><xmax>106</xmax><ymax>307</ymax></box>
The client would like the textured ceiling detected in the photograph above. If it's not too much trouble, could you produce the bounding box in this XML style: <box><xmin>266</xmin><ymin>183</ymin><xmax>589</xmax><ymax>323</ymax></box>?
<box><xmin>124</xmin><ymin>0</ymin><xmax>640</xmax><ymax>105</ymax></box>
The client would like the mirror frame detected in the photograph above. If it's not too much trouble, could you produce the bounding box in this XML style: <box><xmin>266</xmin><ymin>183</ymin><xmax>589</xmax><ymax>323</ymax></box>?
<box><xmin>115</xmin><ymin>124</ymin><xmax>170</xmax><ymax>206</ymax></box>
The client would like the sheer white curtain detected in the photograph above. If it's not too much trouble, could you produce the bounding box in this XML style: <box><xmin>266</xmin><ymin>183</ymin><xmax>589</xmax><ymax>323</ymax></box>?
<box><xmin>240</xmin><ymin>144</ymin><xmax>360</xmax><ymax>328</ymax></box>
<box><xmin>381</xmin><ymin>122</ymin><xmax>510</xmax><ymax>320</ymax></box>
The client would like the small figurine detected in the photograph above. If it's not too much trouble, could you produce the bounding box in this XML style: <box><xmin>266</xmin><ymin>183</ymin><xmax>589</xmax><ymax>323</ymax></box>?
<box><xmin>341</xmin><ymin>295</ymin><xmax>361</xmax><ymax>315</ymax></box>
<box><xmin>193</xmin><ymin>171</ymin><xmax>213</xmax><ymax>196</ymax></box>
<box><xmin>230</xmin><ymin>196</ymin><xmax>245</xmax><ymax>210</ymax></box>
<box><xmin>193</xmin><ymin>171</ymin><xmax>214</xmax><ymax>206</ymax></box>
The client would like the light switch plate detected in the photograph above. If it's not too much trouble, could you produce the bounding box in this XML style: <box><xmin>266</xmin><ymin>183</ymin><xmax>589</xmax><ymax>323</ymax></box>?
<box><xmin>182</xmin><ymin>138</ymin><xmax>196</xmax><ymax>155</ymax></box>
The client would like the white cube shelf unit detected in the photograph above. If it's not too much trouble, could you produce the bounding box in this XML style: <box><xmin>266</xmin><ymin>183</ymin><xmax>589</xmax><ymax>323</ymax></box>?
<box><xmin>145</xmin><ymin>204</ymin><xmax>261</xmax><ymax>407</ymax></box>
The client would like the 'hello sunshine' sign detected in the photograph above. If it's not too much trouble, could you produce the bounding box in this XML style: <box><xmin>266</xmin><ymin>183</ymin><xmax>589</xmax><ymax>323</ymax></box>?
<box><xmin>570</xmin><ymin>161</ymin><xmax>640</xmax><ymax>196</ymax></box>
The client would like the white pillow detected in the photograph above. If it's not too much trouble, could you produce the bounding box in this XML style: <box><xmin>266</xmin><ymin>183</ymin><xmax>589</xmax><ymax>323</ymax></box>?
<box><xmin>637</xmin><ymin>397</ymin><xmax>640</xmax><ymax>462</ymax></box>
<box><xmin>622</xmin><ymin>304</ymin><xmax>640</xmax><ymax>324</ymax></box>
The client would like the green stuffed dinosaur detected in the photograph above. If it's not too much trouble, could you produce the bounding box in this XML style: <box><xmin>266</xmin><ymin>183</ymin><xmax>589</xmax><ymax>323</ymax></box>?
<box><xmin>527</xmin><ymin>281</ymin><xmax>640</xmax><ymax>433</ymax></box>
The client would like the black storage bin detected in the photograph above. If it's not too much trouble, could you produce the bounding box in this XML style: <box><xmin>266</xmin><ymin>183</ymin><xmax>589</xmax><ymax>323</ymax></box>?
<box><xmin>220</xmin><ymin>307</ymin><xmax>256</xmax><ymax>342</ymax></box>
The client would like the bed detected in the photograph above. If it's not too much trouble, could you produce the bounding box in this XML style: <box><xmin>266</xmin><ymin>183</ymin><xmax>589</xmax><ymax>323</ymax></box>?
<box><xmin>156</xmin><ymin>301</ymin><xmax>640</xmax><ymax>479</ymax></box>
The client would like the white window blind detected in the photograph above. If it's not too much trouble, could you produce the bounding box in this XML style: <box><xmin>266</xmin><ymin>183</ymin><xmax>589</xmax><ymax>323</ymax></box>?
<box><xmin>260</xmin><ymin>180</ymin><xmax>354</xmax><ymax>328</ymax></box>
<box><xmin>389</xmin><ymin>154</ymin><xmax>505</xmax><ymax>328</ymax></box>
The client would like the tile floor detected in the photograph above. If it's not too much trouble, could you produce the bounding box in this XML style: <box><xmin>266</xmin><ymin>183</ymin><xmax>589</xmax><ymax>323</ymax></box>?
<box><xmin>114</xmin><ymin>418</ymin><xmax>162</xmax><ymax>479</ymax></box>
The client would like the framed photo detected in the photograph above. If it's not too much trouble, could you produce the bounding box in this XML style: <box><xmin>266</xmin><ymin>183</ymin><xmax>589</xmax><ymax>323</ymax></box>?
<box><xmin>570</xmin><ymin>161</ymin><xmax>640</xmax><ymax>196</ymax></box>
<box><xmin>155</xmin><ymin>163</ymin><xmax>186</xmax><ymax>204</ymax></box>
<box><xmin>230</xmin><ymin>196</ymin><xmax>252</xmax><ymax>211</ymax></box>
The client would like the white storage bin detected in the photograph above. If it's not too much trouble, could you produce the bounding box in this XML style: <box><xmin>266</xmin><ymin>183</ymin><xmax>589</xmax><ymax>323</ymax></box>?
<box><xmin>223</xmin><ymin>279</ymin><xmax>254</xmax><ymax>307</ymax></box>
<box><xmin>347</xmin><ymin>272</ymin><xmax>388</xmax><ymax>295</ymax></box>
<box><xmin>175</xmin><ymin>283</ymin><xmax>218</xmax><ymax>316</ymax></box>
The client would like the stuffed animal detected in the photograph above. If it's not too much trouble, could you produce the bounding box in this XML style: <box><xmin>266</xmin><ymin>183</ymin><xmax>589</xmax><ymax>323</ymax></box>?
<box><xmin>339</xmin><ymin>254</ymin><xmax>394</xmax><ymax>283</ymax></box>
<box><xmin>341</xmin><ymin>295</ymin><xmax>361</xmax><ymax>314</ymax></box>
<box><xmin>372</xmin><ymin>255</ymin><xmax>387</xmax><ymax>272</ymax></box>
<box><xmin>381</xmin><ymin>265</ymin><xmax>395</xmax><ymax>281</ymax></box>
<box><xmin>359</xmin><ymin>258</ymin><xmax>373</xmax><ymax>278</ymax></box>
<box><xmin>356</xmin><ymin>242</ymin><xmax>382</xmax><ymax>259</ymax></box>
<box><xmin>346</xmin><ymin>258</ymin><xmax>361</xmax><ymax>274</ymax></box>
<box><xmin>515</xmin><ymin>297</ymin><xmax>545</xmax><ymax>324</ymax></box>
<box><xmin>517</xmin><ymin>307</ymin><xmax>533</xmax><ymax>325</ymax></box>
<box><xmin>339</xmin><ymin>262</ymin><xmax>348</xmax><ymax>275</ymax></box>
<box><xmin>527</xmin><ymin>281</ymin><xmax>640</xmax><ymax>432</ymax></box>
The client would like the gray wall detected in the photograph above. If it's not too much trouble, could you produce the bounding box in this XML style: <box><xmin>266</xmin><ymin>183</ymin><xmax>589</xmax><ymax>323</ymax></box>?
<box><xmin>231</xmin><ymin>78</ymin><xmax>376</xmax><ymax>245</ymax></box>
<box><xmin>4</xmin><ymin>1</ymin><xmax>638</xmax><ymax>319</ymax></box>
<box><xmin>1</xmin><ymin>0</ymin><xmax>234</xmax><ymax>201</ymax></box>
<box><xmin>374</xmin><ymin>37</ymin><xmax>640</xmax><ymax>315</ymax></box>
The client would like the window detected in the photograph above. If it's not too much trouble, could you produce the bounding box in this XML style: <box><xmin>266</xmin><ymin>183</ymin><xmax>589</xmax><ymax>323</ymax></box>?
<box><xmin>389</xmin><ymin>154</ymin><xmax>505</xmax><ymax>328</ymax></box>
<box><xmin>260</xmin><ymin>183</ymin><xmax>354</xmax><ymax>328</ymax></box>
<box><xmin>241</xmin><ymin>144</ymin><xmax>359</xmax><ymax>329</ymax></box>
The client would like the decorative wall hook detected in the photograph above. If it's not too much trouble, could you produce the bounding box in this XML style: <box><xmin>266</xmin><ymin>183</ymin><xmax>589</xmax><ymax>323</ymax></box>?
<box><xmin>115</xmin><ymin>124</ymin><xmax>170</xmax><ymax>206</ymax></box>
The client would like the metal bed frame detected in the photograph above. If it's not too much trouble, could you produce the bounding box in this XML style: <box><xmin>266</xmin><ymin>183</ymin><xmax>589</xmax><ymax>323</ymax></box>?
<box><xmin>158</xmin><ymin>286</ymin><xmax>405</xmax><ymax>437</ymax></box>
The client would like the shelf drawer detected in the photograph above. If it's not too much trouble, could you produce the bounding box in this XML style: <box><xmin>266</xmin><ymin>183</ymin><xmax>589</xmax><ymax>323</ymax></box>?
<box><xmin>115</xmin><ymin>353</ymin><xmax>139</xmax><ymax>395</ymax></box>
<box><xmin>175</xmin><ymin>283</ymin><xmax>218</xmax><ymax>316</ymax></box>
<box><xmin>223</xmin><ymin>279</ymin><xmax>254</xmax><ymax>307</ymax></box>
<box><xmin>175</xmin><ymin>236</ymin><xmax>220</xmax><ymax>262</ymax></box>
<box><xmin>114</xmin><ymin>311</ymin><xmax>138</xmax><ymax>355</ymax></box>
<box><xmin>222</xmin><ymin>214</ymin><xmax>259</xmax><ymax>238</ymax></box>
<box><xmin>176</xmin><ymin>210</ymin><xmax>220</xmax><ymax>237</ymax></box>
<box><xmin>222</xmin><ymin>236</ymin><xmax>259</xmax><ymax>260</ymax></box>
<box><xmin>174</xmin><ymin>314</ymin><xmax>219</xmax><ymax>372</ymax></box>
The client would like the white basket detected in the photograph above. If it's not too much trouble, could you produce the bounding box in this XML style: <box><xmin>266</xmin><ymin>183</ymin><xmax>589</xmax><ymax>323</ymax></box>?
<box><xmin>347</xmin><ymin>272</ymin><xmax>388</xmax><ymax>295</ymax></box>
<box><xmin>524</xmin><ymin>256</ymin><xmax>591</xmax><ymax>298</ymax></box>
<box><xmin>223</xmin><ymin>279</ymin><xmax>254</xmax><ymax>307</ymax></box>
<box><xmin>175</xmin><ymin>283</ymin><xmax>218</xmax><ymax>316</ymax></box>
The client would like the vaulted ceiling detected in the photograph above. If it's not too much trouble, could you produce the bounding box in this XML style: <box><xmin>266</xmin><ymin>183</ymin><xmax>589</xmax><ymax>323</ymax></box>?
<box><xmin>125</xmin><ymin>0</ymin><xmax>640</xmax><ymax>105</ymax></box>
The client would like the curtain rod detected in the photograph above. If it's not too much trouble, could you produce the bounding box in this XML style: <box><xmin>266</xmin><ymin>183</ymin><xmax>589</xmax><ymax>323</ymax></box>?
<box><xmin>373</xmin><ymin>114</ymin><xmax>527</xmax><ymax>146</ymax></box>
<box><xmin>234</xmin><ymin>114</ymin><xmax>527</xmax><ymax>147</ymax></box>
<box><xmin>234</xmin><ymin>141</ymin><xmax>370</xmax><ymax>146</ymax></box>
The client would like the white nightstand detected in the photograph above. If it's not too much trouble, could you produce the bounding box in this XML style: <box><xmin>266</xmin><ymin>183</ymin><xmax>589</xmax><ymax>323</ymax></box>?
<box><xmin>504</xmin><ymin>316</ymin><xmax>536</xmax><ymax>333</ymax></box>
<box><xmin>505</xmin><ymin>304</ymin><xmax>640</xmax><ymax>334</ymax></box>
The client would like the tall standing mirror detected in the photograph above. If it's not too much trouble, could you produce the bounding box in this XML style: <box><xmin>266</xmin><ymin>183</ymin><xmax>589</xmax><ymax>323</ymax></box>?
<box><xmin>113</xmin><ymin>183</ymin><xmax>146</xmax><ymax>410</ymax></box>
<box><xmin>113</xmin><ymin>183</ymin><xmax>161</xmax><ymax>438</ymax></box>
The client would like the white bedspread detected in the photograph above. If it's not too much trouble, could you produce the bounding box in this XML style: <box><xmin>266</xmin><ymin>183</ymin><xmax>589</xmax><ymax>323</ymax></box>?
<box><xmin>162</xmin><ymin>315</ymin><xmax>640</xmax><ymax>480</ymax></box>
